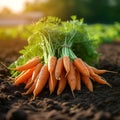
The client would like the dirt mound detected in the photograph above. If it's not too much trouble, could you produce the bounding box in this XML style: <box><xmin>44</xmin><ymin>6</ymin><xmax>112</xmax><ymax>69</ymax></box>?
<box><xmin>0</xmin><ymin>40</ymin><xmax>120</xmax><ymax>120</ymax></box>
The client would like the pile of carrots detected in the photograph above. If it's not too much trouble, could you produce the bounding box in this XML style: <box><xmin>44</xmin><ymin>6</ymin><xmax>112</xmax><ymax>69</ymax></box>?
<box><xmin>10</xmin><ymin>16</ymin><xmax>114</xmax><ymax>99</ymax></box>
<box><xmin>13</xmin><ymin>55</ymin><xmax>112</xmax><ymax>99</ymax></box>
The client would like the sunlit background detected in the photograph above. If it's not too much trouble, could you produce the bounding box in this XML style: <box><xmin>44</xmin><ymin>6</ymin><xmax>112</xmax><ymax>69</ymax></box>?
<box><xmin>0</xmin><ymin>0</ymin><xmax>120</xmax><ymax>24</ymax></box>
<box><xmin>0</xmin><ymin>0</ymin><xmax>120</xmax><ymax>42</ymax></box>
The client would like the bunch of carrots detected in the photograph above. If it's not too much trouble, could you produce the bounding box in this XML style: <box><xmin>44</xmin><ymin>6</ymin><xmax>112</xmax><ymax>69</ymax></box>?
<box><xmin>12</xmin><ymin>47</ymin><xmax>112</xmax><ymax>99</ymax></box>
<box><xmin>10</xmin><ymin>16</ymin><xmax>114</xmax><ymax>99</ymax></box>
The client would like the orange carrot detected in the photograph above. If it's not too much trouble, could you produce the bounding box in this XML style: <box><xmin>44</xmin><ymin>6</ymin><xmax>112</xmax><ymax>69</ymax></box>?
<box><xmin>14</xmin><ymin>67</ymin><xmax>34</xmax><ymax>86</ymax></box>
<box><xmin>24</xmin><ymin>77</ymin><xmax>32</xmax><ymax>89</ymax></box>
<box><xmin>91</xmin><ymin>67</ymin><xmax>117</xmax><ymax>74</ymax></box>
<box><xmin>63</xmin><ymin>56</ymin><xmax>71</xmax><ymax>77</ymax></box>
<box><xmin>32</xmin><ymin>62</ymin><xmax>43</xmax><ymax>81</ymax></box>
<box><xmin>67</xmin><ymin>62</ymin><xmax>77</xmax><ymax>97</ymax></box>
<box><xmin>84</xmin><ymin>63</ymin><xmax>96</xmax><ymax>76</ymax></box>
<box><xmin>81</xmin><ymin>76</ymin><xmax>93</xmax><ymax>92</ymax></box>
<box><xmin>48</xmin><ymin>56</ymin><xmax>57</xmax><ymax>75</ymax></box>
<box><xmin>75</xmin><ymin>69</ymin><xmax>81</xmax><ymax>91</ymax></box>
<box><xmin>55</xmin><ymin>57</ymin><xmax>64</xmax><ymax>80</ymax></box>
<box><xmin>23</xmin><ymin>75</ymin><xmax>39</xmax><ymax>95</ymax></box>
<box><xmin>57</xmin><ymin>69</ymin><xmax>67</xmax><ymax>95</ymax></box>
<box><xmin>91</xmin><ymin>74</ymin><xmax>111</xmax><ymax>87</ymax></box>
<box><xmin>24</xmin><ymin>63</ymin><xmax>43</xmax><ymax>89</ymax></box>
<box><xmin>73</xmin><ymin>58</ymin><xmax>90</xmax><ymax>76</ymax></box>
<box><xmin>33</xmin><ymin>64</ymin><xmax>50</xmax><ymax>98</ymax></box>
<box><xmin>49</xmin><ymin>73</ymin><xmax>57</xmax><ymax>94</ymax></box>
<box><xmin>15</xmin><ymin>70</ymin><xmax>27</xmax><ymax>80</ymax></box>
<box><xmin>13</xmin><ymin>56</ymin><xmax>40</xmax><ymax>71</ymax></box>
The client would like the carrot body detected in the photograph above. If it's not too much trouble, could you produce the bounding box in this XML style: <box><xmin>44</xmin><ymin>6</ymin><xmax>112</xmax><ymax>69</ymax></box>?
<box><xmin>67</xmin><ymin>62</ymin><xmax>77</xmax><ymax>95</ymax></box>
<box><xmin>63</xmin><ymin>56</ymin><xmax>71</xmax><ymax>76</ymax></box>
<box><xmin>57</xmin><ymin>70</ymin><xmax>67</xmax><ymax>95</ymax></box>
<box><xmin>75</xmin><ymin>69</ymin><xmax>81</xmax><ymax>90</ymax></box>
<box><xmin>91</xmin><ymin>74</ymin><xmax>111</xmax><ymax>87</ymax></box>
<box><xmin>15</xmin><ymin>67</ymin><xmax>34</xmax><ymax>86</ymax></box>
<box><xmin>48</xmin><ymin>56</ymin><xmax>57</xmax><ymax>75</ymax></box>
<box><xmin>33</xmin><ymin>64</ymin><xmax>50</xmax><ymax>97</ymax></box>
<box><xmin>24</xmin><ymin>76</ymin><xmax>38</xmax><ymax>95</ymax></box>
<box><xmin>14</xmin><ymin>57</ymin><xmax>40</xmax><ymax>71</ymax></box>
<box><xmin>91</xmin><ymin>67</ymin><xmax>116</xmax><ymax>74</ymax></box>
<box><xmin>32</xmin><ymin>63</ymin><xmax>43</xmax><ymax>81</ymax></box>
<box><xmin>81</xmin><ymin>76</ymin><xmax>93</xmax><ymax>92</ymax></box>
<box><xmin>85</xmin><ymin>63</ymin><xmax>96</xmax><ymax>76</ymax></box>
<box><xmin>55</xmin><ymin>57</ymin><xmax>64</xmax><ymax>80</ymax></box>
<box><xmin>15</xmin><ymin>70</ymin><xmax>27</xmax><ymax>80</ymax></box>
<box><xmin>24</xmin><ymin>77</ymin><xmax>32</xmax><ymax>89</ymax></box>
<box><xmin>73</xmin><ymin>58</ymin><xmax>89</xmax><ymax>76</ymax></box>
<box><xmin>49</xmin><ymin>70</ymin><xmax>57</xmax><ymax>94</ymax></box>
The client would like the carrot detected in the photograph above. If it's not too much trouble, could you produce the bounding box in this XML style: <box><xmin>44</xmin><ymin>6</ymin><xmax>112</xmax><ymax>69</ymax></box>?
<box><xmin>23</xmin><ymin>75</ymin><xmax>39</xmax><ymax>95</ymax></box>
<box><xmin>48</xmin><ymin>56</ymin><xmax>57</xmax><ymax>75</ymax></box>
<box><xmin>73</xmin><ymin>58</ymin><xmax>90</xmax><ymax>76</ymax></box>
<box><xmin>15</xmin><ymin>70</ymin><xmax>27</xmax><ymax>80</ymax></box>
<box><xmin>63</xmin><ymin>56</ymin><xmax>71</xmax><ymax>77</ymax></box>
<box><xmin>57</xmin><ymin>69</ymin><xmax>67</xmax><ymax>95</ymax></box>
<box><xmin>49</xmin><ymin>71</ymin><xmax>57</xmax><ymax>94</ymax></box>
<box><xmin>81</xmin><ymin>76</ymin><xmax>93</xmax><ymax>92</ymax></box>
<box><xmin>55</xmin><ymin>57</ymin><xmax>64</xmax><ymax>80</ymax></box>
<box><xmin>13</xmin><ymin>56</ymin><xmax>40</xmax><ymax>71</ymax></box>
<box><xmin>33</xmin><ymin>64</ymin><xmax>50</xmax><ymax>98</ymax></box>
<box><xmin>91</xmin><ymin>74</ymin><xmax>111</xmax><ymax>87</ymax></box>
<box><xmin>24</xmin><ymin>63</ymin><xmax>43</xmax><ymax>90</ymax></box>
<box><xmin>91</xmin><ymin>67</ymin><xmax>117</xmax><ymax>74</ymax></box>
<box><xmin>31</xmin><ymin>63</ymin><xmax>43</xmax><ymax>81</ymax></box>
<box><xmin>84</xmin><ymin>63</ymin><xmax>96</xmax><ymax>76</ymax></box>
<box><xmin>24</xmin><ymin>77</ymin><xmax>32</xmax><ymax>89</ymax></box>
<box><xmin>67</xmin><ymin>62</ymin><xmax>77</xmax><ymax>97</ymax></box>
<box><xmin>75</xmin><ymin>69</ymin><xmax>81</xmax><ymax>91</ymax></box>
<box><xmin>14</xmin><ymin>67</ymin><xmax>34</xmax><ymax>86</ymax></box>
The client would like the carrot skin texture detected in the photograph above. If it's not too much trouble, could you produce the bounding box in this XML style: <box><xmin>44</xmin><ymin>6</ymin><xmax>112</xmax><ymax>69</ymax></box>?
<box><xmin>14</xmin><ymin>70</ymin><xmax>27</xmax><ymax>81</ymax></box>
<box><xmin>24</xmin><ymin>77</ymin><xmax>32</xmax><ymax>89</ymax></box>
<box><xmin>24</xmin><ymin>77</ymin><xmax>38</xmax><ymax>95</ymax></box>
<box><xmin>57</xmin><ymin>70</ymin><xmax>67</xmax><ymax>95</ymax></box>
<box><xmin>67</xmin><ymin>62</ymin><xmax>77</xmax><ymax>92</ymax></box>
<box><xmin>15</xmin><ymin>68</ymin><xmax>34</xmax><ymax>86</ymax></box>
<box><xmin>63</xmin><ymin>56</ymin><xmax>71</xmax><ymax>76</ymax></box>
<box><xmin>48</xmin><ymin>56</ymin><xmax>57</xmax><ymax>75</ymax></box>
<box><xmin>32</xmin><ymin>63</ymin><xmax>43</xmax><ymax>81</ymax></box>
<box><xmin>91</xmin><ymin>74</ymin><xmax>111</xmax><ymax>87</ymax></box>
<box><xmin>73</xmin><ymin>58</ymin><xmax>90</xmax><ymax>76</ymax></box>
<box><xmin>75</xmin><ymin>69</ymin><xmax>81</xmax><ymax>90</ymax></box>
<box><xmin>14</xmin><ymin>57</ymin><xmax>40</xmax><ymax>71</ymax></box>
<box><xmin>81</xmin><ymin>76</ymin><xmax>93</xmax><ymax>92</ymax></box>
<box><xmin>55</xmin><ymin>57</ymin><xmax>64</xmax><ymax>80</ymax></box>
<box><xmin>84</xmin><ymin>63</ymin><xmax>96</xmax><ymax>76</ymax></box>
<box><xmin>49</xmin><ymin>71</ymin><xmax>57</xmax><ymax>94</ymax></box>
<box><xmin>33</xmin><ymin>64</ymin><xmax>50</xmax><ymax>97</ymax></box>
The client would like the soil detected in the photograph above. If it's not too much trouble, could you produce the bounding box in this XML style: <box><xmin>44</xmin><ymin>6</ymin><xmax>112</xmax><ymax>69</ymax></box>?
<box><xmin>0</xmin><ymin>39</ymin><xmax>120</xmax><ymax>120</ymax></box>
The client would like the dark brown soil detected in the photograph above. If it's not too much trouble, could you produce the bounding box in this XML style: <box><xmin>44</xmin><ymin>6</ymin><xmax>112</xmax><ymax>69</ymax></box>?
<box><xmin>0</xmin><ymin>40</ymin><xmax>120</xmax><ymax>120</ymax></box>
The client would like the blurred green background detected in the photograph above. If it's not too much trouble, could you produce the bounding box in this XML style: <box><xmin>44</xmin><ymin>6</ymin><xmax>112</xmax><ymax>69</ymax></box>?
<box><xmin>0</xmin><ymin>0</ymin><xmax>120</xmax><ymax>43</ymax></box>
<box><xmin>23</xmin><ymin>0</ymin><xmax>120</xmax><ymax>23</ymax></box>
<box><xmin>0</xmin><ymin>0</ymin><xmax>120</xmax><ymax>23</ymax></box>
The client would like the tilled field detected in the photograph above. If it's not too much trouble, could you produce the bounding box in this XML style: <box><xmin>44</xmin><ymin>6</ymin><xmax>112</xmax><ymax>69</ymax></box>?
<box><xmin>0</xmin><ymin>40</ymin><xmax>120</xmax><ymax>120</ymax></box>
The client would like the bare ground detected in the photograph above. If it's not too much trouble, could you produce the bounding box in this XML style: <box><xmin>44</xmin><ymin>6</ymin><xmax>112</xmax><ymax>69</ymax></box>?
<box><xmin>0</xmin><ymin>39</ymin><xmax>120</xmax><ymax>120</ymax></box>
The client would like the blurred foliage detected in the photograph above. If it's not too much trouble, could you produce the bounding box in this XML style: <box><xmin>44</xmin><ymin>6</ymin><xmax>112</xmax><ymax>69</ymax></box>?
<box><xmin>0</xmin><ymin>22</ymin><xmax>120</xmax><ymax>44</ymax></box>
<box><xmin>0</xmin><ymin>25</ymin><xmax>32</xmax><ymax>41</ymax></box>
<box><xmin>23</xmin><ymin>0</ymin><xmax>120</xmax><ymax>23</ymax></box>
<box><xmin>86</xmin><ymin>22</ymin><xmax>120</xmax><ymax>44</ymax></box>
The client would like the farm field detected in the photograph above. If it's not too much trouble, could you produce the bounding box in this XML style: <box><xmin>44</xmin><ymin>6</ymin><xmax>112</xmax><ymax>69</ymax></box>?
<box><xmin>0</xmin><ymin>22</ymin><xmax>120</xmax><ymax>120</ymax></box>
